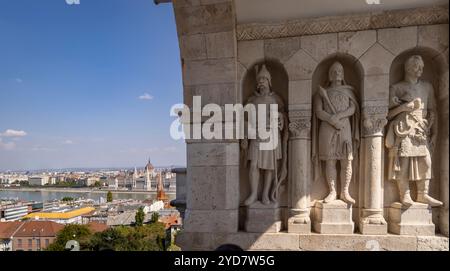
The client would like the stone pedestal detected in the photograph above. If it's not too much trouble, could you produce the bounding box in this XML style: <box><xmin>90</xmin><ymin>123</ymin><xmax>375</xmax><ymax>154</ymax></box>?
<box><xmin>313</xmin><ymin>200</ymin><xmax>354</xmax><ymax>234</ymax></box>
<box><xmin>388</xmin><ymin>202</ymin><xmax>435</xmax><ymax>236</ymax></box>
<box><xmin>245</xmin><ymin>202</ymin><xmax>281</xmax><ymax>233</ymax></box>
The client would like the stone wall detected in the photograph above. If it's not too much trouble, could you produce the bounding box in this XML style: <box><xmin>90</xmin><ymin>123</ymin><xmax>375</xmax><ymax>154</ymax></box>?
<box><xmin>173</xmin><ymin>0</ymin><xmax>240</xmax><ymax>235</ymax></box>
<box><xmin>172</xmin><ymin>1</ymin><xmax>449</xmax><ymax>250</ymax></box>
<box><xmin>236</xmin><ymin>23</ymin><xmax>449</xmax><ymax>235</ymax></box>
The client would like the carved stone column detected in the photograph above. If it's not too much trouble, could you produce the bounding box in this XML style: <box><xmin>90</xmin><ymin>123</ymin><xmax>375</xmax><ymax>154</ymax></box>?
<box><xmin>439</xmin><ymin>71</ymin><xmax>449</xmax><ymax>237</ymax></box>
<box><xmin>359</xmin><ymin>105</ymin><xmax>388</xmax><ymax>235</ymax></box>
<box><xmin>287</xmin><ymin>109</ymin><xmax>312</xmax><ymax>233</ymax></box>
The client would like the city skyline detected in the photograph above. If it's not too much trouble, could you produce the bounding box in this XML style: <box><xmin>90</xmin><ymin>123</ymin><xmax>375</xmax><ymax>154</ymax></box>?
<box><xmin>0</xmin><ymin>0</ymin><xmax>186</xmax><ymax>171</ymax></box>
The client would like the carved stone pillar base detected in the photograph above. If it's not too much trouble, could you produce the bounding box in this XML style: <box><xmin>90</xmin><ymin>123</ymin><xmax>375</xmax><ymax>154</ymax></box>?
<box><xmin>313</xmin><ymin>200</ymin><xmax>354</xmax><ymax>234</ymax></box>
<box><xmin>360</xmin><ymin>222</ymin><xmax>388</xmax><ymax>235</ymax></box>
<box><xmin>388</xmin><ymin>202</ymin><xmax>435</xmax><ymax>236</ymax></box>
<box><xmin>288</xmin><ymin>209</ymin><xmax>311</xmax><ymax>233</ymax></box>
<box><xmin>245</xmin><ymin>202</ymin><xmax>281</xmax><ymax>233</ymax></box>
<box><xmin>359</xmin><ymin>209</ymin><xmax>387</xmax><ymax>235</ymax></box>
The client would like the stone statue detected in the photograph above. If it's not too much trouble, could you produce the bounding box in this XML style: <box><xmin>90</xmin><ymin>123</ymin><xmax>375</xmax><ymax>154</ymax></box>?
<box><xmin>312</xmin><ymin>61</ymin><xmax>360</xmax><ymax>205</ymax></box>
<box><xmin>241</xmin><ymin>64</ymin><xmax>288</xmax><ymax>206</ymax></box>
<box><xmin>386</xmin><ymin>55</ymin><xmax>443</xmax><ymax>207</ymax></box>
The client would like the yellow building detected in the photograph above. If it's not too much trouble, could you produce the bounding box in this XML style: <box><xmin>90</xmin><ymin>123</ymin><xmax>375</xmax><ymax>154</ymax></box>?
<box><xmin>23</xmin><ymin>207</ymin><xmax>95</xmax><ymax>224</ymax></box>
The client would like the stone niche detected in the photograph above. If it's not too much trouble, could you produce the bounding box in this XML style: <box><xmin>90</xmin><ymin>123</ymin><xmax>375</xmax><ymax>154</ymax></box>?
<box><xmin>385</xmin><ymin>46</ymin><xmax>449</xmax><ymax>235</ymax></box>
<box><xmin>238</xmin><ymin>59</ymin><xmax>289</xmax><ymax>232</ymax></box>
<box><xmin>233</xmin><ymin>25</ymin><xmax>447</xmax><ymax>245</ymax></box>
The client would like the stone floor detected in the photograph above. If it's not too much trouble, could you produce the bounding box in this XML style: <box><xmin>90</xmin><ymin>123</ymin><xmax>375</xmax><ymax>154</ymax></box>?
<box><xmin>176</xmin><ymin>231</ymin><xmax>449</xmax><ymax>251</ymax></box>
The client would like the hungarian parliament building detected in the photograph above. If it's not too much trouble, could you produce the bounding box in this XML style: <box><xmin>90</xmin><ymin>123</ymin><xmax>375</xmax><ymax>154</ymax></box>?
<box><xmin>108</xmin><ymin>159</ymin><xmax>176</xmax><ymax>193</ymax></box>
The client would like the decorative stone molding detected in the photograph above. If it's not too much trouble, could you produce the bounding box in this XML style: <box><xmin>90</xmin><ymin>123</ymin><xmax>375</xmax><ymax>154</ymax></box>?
<box><xmin>288</xmin><ymin>110</ymin><xmax>311</xmax><ymax>139</ymax></box>
<box><xmin>288</xmin><ymin>109</ymin><xmax>311</xmax><ymax>118</ymax></box>
<box><xmin>362</xmin><ymin>116</ymin><xmax>387</xmax><ymax>137</ymax></box>
<box><xmin>237</xmin><ymin>6</ymin><xmax>449</xmax><ymax>41</ymax></box>
<box><xmin>363</xmin><ymin>105</ymin><xmax>388</xmax><ymax>116</ymax></box>
<box><xmin>288</xmin><ymin>118</ymin><xmax>311</xmax><ymax>138</ymax></box>
<box><xmin>362</xmin><ymin>105</ymin><xmax>388</xmax><ymax>137</ymax></box>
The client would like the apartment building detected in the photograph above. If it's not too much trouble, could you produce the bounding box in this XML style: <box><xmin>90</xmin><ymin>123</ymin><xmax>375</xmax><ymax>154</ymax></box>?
<box><xmin>0</xmin><ymin>221</ymin><xmax>63</xmax><ymax>251</ymax></box>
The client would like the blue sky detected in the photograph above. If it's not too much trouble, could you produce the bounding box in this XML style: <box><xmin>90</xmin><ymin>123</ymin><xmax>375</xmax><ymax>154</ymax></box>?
<box><xmin>0</xmin><ymin>0</ymin><xmax>186</xmax><ymax>171</ymax></box>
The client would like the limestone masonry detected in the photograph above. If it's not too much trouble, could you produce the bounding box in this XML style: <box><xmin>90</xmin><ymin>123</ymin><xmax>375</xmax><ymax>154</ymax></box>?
<box><xmin>169</xmin><ymin>0</ymin><xmax>449</xmax><ymax>251</ymax></box>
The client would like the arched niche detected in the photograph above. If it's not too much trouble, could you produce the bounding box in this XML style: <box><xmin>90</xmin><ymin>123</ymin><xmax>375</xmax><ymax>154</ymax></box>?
<box><xmin>385</xmin><ymin>47</ymin><xmax>448</xmax><ymax>231</ymax></box>
<box><xmin>389</xmin><ymin>47</ymin><xmax>442</xmax><ymax>89</ymax></box>
<box><xmin>310</xmin><ymin>53</ymin><xmax>364</xmax><ymax>209</ymax></box>
<box><xmin>238</xmin><ymin>59</ymin><xmax>289</xmax><ymax>231</ymax></box>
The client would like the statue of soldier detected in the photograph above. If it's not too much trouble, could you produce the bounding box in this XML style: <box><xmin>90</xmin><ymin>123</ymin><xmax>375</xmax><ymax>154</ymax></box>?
<box><xmin>241</xmin><ymin>64</ymin><xmax>288</xmax><ymax>206</ymax></box>
<box><xmin>312</xmin><ymin>61</ymin><xmax>360</xmax><ymax>205</ymax></box>
<box><xmin>386</xmin><ymin>55</ymin><xmax>443</xmax><ymax>207</ymax></box>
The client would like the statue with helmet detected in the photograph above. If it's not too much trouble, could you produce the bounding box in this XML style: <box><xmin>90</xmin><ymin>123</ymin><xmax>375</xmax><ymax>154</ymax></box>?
<box><xmin>241</xmin><ymin>64</ymin><xmax>289</xmax><ymax>206</ymax></box>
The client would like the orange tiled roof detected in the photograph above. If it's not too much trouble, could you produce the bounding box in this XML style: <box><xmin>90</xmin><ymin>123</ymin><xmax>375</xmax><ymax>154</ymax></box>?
<box><xmin>13</xmin><ymin>221</ymin><xmax>64</xmax><ymax>237</ymax></box>
<box><xmin>158</xmin><ymin>215</ymin><xmax>180</xmax><ymax>229</ymax></box>
<box><xmin>0</xmin><ymin>221</ymin><xmax>23</xmax><ymax>238</ymax></box>
<box><xmin>87</xmin><ymin>222</ymin><xmax>108</xmax><ymax>233</ymax></box>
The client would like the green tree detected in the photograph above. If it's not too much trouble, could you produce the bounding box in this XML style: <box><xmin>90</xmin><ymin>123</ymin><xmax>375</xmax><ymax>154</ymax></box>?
<box><xmin>150</xmin><ymin>212</ymin><xmax>159</xmax><ymax>223</ymax></box>
<box><xmin>122</xmin><ymin>223</ymin><xmax>165</xmax><ymax>251</ymax></box>
<box><xmin>61</xmin><ymin>197</ymin><xmax>74</xmax><ymax>202</ymax></box>
<box><xmin>106</xmin><ymin>191</ymin><xmax>113</xmax><ymax>202</ymax></box>
<box><xmin>94</xmin><ymin>181</ymin><xmax>101</xmax><ymax>187</ymax></box>
<box><xmin>88</xmin><ymin>227</ymin><xmax>127</xmax><ymax>251</ymax></box>
<box><xmin>135</xmin><ymin>207</ymin><xmax>145</xmax><ymax>227</ymax></box>
<box><xmin>87</xmin><ymin>223</ymin><xmax>166</xmax><ymax>251</ymax></box>
<box><xmin>45</xmin><ymin>223</ymin><xmax>167</xmax><ymax>251</ymax></box>
<box><xmin>46</xmin><ymin>224</ymin><xmax>92</xmax><ymax>251</ymax></box>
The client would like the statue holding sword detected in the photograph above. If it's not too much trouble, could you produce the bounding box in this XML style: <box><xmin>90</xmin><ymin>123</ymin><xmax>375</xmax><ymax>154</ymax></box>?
<box><xmin>312</xmin><ymin>61</ymin><xmax>360</xmax><ymax>204</ymax></box>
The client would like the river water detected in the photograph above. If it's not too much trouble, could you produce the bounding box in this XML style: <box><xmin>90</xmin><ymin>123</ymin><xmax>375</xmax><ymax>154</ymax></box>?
<box><xmin>0</xmin><ymin>190</ymin><xmax>174</xmax><ymax>202</ymax></box>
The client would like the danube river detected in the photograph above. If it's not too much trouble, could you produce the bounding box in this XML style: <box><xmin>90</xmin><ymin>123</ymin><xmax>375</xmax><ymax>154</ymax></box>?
<box><xmin>0</xmin><ymin>188</ymin><xmax>175</xmax><ymax>202</ymax></box>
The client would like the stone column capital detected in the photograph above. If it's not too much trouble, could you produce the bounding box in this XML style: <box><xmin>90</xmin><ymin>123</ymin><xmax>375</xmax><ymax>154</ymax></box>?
<box><xmin>288</xmin><ymin>110</ymin><xmax>311</xmax><ymax>139</ymax></box>
<box><xmin>362</xmin><ymin>105</ymin><xmax>388</xmax><ymax>137</ymax></box>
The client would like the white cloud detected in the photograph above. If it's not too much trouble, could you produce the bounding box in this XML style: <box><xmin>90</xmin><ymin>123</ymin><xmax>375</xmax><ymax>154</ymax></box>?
<box><xmin>15</xmin><ymin>78</ymin><xmax>23</xmax><ymax>83</ymax></box>
<box><xmin>138</xmin><ymin>93</ymin><xmax>154</xmax><ymax>100</ymax></box>
<box><xmin>1</xmin><ymin>129</ymin><xmax>27</xmax><ymax>137</ymax></box>
<box><xmin>0</xmin><ymin>138</ymin><xmax>16</xmax><ymax>150</ymax></box>
<box><xmin>63</xmin><ymin>139</ymin><xmax>74</xmax><ymax>145</ymax></box>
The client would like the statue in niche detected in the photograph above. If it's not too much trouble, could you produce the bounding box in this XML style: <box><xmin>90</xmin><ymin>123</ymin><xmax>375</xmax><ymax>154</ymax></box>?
<box><xmin>241</xmin><ymin>64</ymin><xmax>289</xmax><ymax>206</ymax></box>
<box><xmin>312</xmin><ymin>61</ymin><xmax>360</xmax><ymax>205</ymax></box>
<box><xmin>386</xmin><ymin>55</ymin><xmax>443</xmax><ymax>207</ymax></box>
